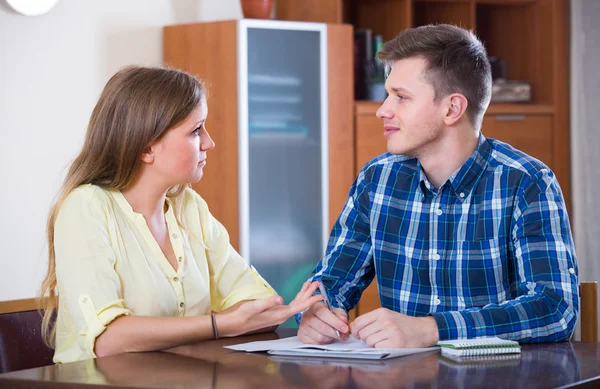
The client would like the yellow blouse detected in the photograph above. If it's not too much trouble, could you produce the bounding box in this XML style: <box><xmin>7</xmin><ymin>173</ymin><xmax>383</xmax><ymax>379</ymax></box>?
<box><xmin>53</xmin><ymin>184</ymin><xmax>275</xmax><ymax>363</ymax></box>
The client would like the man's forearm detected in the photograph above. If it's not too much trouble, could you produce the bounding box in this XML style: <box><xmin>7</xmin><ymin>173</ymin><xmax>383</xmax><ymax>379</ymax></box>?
<box><xmin>431</xmin><ymin>283</ymin><xmax>578</xmax><ymax>342</ymax></box>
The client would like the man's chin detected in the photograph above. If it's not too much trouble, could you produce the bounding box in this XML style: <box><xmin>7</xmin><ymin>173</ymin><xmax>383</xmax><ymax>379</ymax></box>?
<box><xmin>388</xmin><ymin>145</ymin><xmax>415</xmax><ymax>157</ymax></box>
<box><xmin>387</xmin><ymin>141</ymin><xmax>406</xmax><ymax>156</ymax></box>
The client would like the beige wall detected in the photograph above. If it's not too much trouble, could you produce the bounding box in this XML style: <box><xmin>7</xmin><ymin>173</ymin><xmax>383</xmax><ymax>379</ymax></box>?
<box><xmin>0</xmin><ymin>0</ymin><xmax>243</xmax><ymax>300</ymax></box>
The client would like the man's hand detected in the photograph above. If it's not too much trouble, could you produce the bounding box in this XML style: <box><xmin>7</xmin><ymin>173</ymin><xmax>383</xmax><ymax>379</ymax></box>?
<box><xmin>351</xmin><ymin>308</ymin><xmax>439</xmax><ymax>348</ymax></box>
<box><xmin>298</xmin><ymin>302</ymin><xmax>350</xmax><ymax>344</ymax></box>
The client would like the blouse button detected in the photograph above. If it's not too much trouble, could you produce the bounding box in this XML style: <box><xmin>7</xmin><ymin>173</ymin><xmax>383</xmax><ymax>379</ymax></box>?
<box><xmin>172</xmin><ymin>233</ymin><xmax>178</xmax><ymax>239</ymax></box>
<box><xmin>179</xmin><ymin>302</ymin><xmax>185</xmax><ymax>308</ymax></box>
<box><xmin>178</xmin><ymin>256</ymin><xmax>183</xmax><ymax>262</ymax></box>
<box><xmin>173</xmin><ymin>277</ymin><xmax>179</xmax><ymax>282</ymax></box>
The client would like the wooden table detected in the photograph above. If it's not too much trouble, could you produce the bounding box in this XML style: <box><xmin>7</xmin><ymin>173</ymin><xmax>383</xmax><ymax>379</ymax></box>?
<box><xmin>1</xmin><ymin>328</ymin><xmax>599</xmax><ymax>389</ymax></box>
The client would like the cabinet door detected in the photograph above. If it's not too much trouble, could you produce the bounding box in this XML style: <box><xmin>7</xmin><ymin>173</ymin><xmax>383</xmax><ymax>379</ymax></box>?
<box><xmin>481</xmin><ymin>114</ymin><xmax>554</xmax><ymax>169</ymax></box>
<box><xmin>242</xmin><ymin>23</ymin><xmax>327</xmax><ymax>322</ymax></box>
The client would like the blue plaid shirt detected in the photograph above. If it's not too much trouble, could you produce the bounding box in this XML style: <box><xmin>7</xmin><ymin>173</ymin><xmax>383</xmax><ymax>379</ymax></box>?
<box><xmin>310</xmin><ymin>135</ymin><xmax>579</xmax><ymax>342</ymax></box>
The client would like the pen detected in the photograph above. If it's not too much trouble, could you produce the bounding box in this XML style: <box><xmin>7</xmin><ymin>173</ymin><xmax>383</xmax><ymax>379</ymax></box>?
<box><xmin>318</xmin><ymin>282</ymin><xmax>341</xmax><ymax>339</ymax></box>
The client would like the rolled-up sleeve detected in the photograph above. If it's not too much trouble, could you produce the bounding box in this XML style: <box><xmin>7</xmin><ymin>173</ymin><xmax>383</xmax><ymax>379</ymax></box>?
<box><xmin>54</xmin><ymin>188</ymin><xmax>131</xmax><ymax>358</ymax></box>
<box><xmin>195</xmin><ymin>197</ymin><xmax>276</xmax><ymax>312</ymax></box>
<box><xmin>432</xmin><ymin>170</ymin><xmax>579</xmax><ymax>342</ymax></box>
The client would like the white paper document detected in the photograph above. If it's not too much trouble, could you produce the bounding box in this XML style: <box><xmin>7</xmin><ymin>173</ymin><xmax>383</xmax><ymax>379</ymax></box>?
<box><xmin>225</xmin><ymin>336</ymin><xmax>439</xmax><ymax>360</ymax></box>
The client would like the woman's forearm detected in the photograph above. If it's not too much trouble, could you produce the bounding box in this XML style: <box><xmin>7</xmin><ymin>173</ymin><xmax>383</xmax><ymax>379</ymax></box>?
<box><xmin>94</xmin><ymin>301</ymin><xmax>279</xmax><ymax>358</ymax></box>
<box><xmin>94</xmin><ymin>290</ymin><xmax>316</xmax><ymax>359</ymax></box>
<box><xmin>95</xmin><ymin>314</ymin><xmax>215</xmax><ymax>358</ymax></box>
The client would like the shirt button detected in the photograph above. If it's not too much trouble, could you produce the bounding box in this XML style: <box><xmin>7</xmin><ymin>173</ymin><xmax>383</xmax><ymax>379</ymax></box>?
<box><xmin>459</xmin><ymin>192</ymin><xmax>465</xmax><ymax>198</ymax></box>
<box><xmin>433</xmin><ymin>253</ymin><xmax>441</xmax><ymax>260</ymax></box>
<box><xmin>435</xmin><ymin>208</ymin><xmax>443</xmax><ymax>216</ymax></box>
<box><xmin>179</xmin><ymin>302</ymin><xmax>185</xmax><ymax>308</ymax></box>
<box><xmin>569</xmin><ymin>268</ymin><xmax>575</xmax><ymax>274</ymax></box>
<box><xmin>173</xmin><ymin>277</ymin><xmax>179</xmax><ymax>282</ymax></box>
<box><xmin>434</xmin><ymin>298</ymin><xmax>441</xmax><ymax>305</ymax></box>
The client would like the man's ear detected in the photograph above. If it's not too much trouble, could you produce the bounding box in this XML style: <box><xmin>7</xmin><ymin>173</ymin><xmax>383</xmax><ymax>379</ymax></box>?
<box><xmin>444</xmin><ymin>94</ymin><xmax>468</xmax><ymax>126</ymax></box>
<box><xmin>140</xmin><ymin>144</ymin><xmax>154</xmax><ymax>164</ymax></box>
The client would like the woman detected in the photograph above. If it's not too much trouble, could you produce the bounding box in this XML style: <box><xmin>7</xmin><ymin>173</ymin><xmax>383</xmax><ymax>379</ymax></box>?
<box><xmin>39</xmin><ymin>66</ymin><xmax>322</xmax><ymax>363</ymax></box>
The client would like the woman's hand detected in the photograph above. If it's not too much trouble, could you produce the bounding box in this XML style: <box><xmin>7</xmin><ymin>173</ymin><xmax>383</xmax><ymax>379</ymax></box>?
<box><xmin>218</xmin><ymin>281</ymin><xmax>323</xmax><ymax>337</ymax></box>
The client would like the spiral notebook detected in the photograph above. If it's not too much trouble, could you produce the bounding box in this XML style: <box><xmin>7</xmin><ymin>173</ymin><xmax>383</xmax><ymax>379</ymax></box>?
<box><xmin>437</xmin><ymin>337</ymin><xmax>521</xmax><ymax>357</ymax></box>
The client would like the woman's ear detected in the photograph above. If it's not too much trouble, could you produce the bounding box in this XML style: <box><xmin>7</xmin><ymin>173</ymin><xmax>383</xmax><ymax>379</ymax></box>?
<box><xmin>140</xmin><ymin>145</ymin><xmax>154</xmax><ymax>164</ymax></box>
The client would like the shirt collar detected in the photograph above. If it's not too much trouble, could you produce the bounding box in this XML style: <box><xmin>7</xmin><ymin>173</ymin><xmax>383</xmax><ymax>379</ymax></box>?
<box><xmin>110</xmin><ymin>190</ymin><xmax>175</xmax><ymax>225</ymax></box>
<box><xmin>448</xmin><ymin>134</ymin><xmax>491</xmax><ymax>199</ymax></box>
<box><xmin>417</xmin><ymin>134</ymin><xmax>491</xmax><ymax>200</ymax></box>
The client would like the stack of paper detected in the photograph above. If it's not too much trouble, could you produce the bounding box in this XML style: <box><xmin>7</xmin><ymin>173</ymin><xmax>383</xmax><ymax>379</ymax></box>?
<box><xmin>225</xmin><ymin>336</ymin><xmax>439</xmax><ymax>360</ymax></box>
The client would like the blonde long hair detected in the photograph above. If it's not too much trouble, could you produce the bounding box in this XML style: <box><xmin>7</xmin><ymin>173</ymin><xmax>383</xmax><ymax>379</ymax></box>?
<box><xmin>39</xmin><ymin>66</ymin><xmax>206</xmax><ymax>347</ymax></box>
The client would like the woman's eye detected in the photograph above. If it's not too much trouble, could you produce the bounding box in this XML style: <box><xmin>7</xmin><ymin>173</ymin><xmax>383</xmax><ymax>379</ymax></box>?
<box><xmin>192</xmin><ymin>126</ymin><xmax>201</xmax><ymax>135</ymax></box>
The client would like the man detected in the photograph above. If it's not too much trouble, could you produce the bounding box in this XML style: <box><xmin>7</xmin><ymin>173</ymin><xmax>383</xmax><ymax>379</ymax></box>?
<box><xmin>298</xmin><ymin>24</ymin><xmax>578</xmax><ymax>348</ymax></box>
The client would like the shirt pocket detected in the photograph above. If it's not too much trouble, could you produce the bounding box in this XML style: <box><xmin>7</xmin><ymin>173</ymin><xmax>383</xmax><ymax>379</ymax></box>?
<box><xmin>457</xmin><ymin>237</ymin><xmax>508</xmax><ymax>307</ymax></box>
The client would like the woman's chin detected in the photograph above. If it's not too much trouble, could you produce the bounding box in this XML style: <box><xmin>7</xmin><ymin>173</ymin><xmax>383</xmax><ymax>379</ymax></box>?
<box><xmin>190</xmin><ymin>170</ymin><xmax>204</xmax><ymax>183</ymax></box>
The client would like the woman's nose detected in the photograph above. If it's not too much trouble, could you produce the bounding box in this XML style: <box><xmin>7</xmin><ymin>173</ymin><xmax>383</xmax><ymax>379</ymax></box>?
<box><xmin>200</xmin><ymin>127</ymin><xmax>215</xmax><ymax>151</ymax></box>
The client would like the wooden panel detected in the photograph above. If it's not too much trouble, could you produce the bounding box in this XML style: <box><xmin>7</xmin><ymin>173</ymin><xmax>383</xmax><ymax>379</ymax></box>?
<box><xmin>580</xmin><ymin>282</ymin><xmax>599</xmax><ymax>342</ymax></box>
<box><xmin>328</xmin><ymin>24</ymin><xmax>357</xmax><ymax>320</ymax></box>
<box><xmin>357</xmin><ymin>282</ymin><xmax>381</xmax><ymax>315</ymax></box>
<box><xmin>486</xmin><ymin>104</ymin><xmax>554</xmax><ymax>115</ymax></box>
<box><xmin>0</xmin><ymin>298</ymin><xmax>53</xmax><ymax>314</ymax></box>
<box><xmin>476</xmin><ymin>2</ymin><xmax>553</xmax><ymax>105</ymax></box>
<box><xmin>328</xmin><ymin>24</ymin><xmax>356</xmax><ymax>228</ymax></box>
<box><xmin>355</xmin><ymin>101</ymin><xmax>383</xmax><ymax>115</ymax></box>
<box><xmin>414</xmin><ymin>1</ymin><xmax>474</xmax><ymax>29</ymax></box>
<box><xmin>532</xmin><ymin>0</ymin><xmax>555</xmax><ymax>106</ymax></box>
<box><xmin>164</xmin><ymin>22</ymin><xmax>241</xmax><ymax>250</ymax></box>
<box><xmin>355</xmin><ymin>0</ymin><xmax>411</xmax><ymax>40</ymax></box>
<box><xmin>277</xmin><ymin>0</ymin><xmax>343</xmax><ymax>23</ymax></box>
<box><xmin>475</xmin><ymin>0</ymin><xmax>536</xmax><ymax>4</ymax></box>
<box><xmin>551</xmin><ymin>0</ymin><xmax>571</xmax><ymax>213</ymax></box>
<box><xmin>469</xmin><ymin>0</ymin><xmax>476</xmax><ymax>28</ymax></box>
<box><xmin>481</xmin><ymin>114</ymin><xmax>553</xmax><ymax>169</ymax></box>
<box><xmin>355</xmin><ymin>114</ymin><xmax>388</xmax><ymax>172</ymax></box>
<box><xmin>416</xmin><ymin>0</ymin><xmax>471</xmax><ymax>2</ymax></box>
<box><xmin>476</xmin><ymin>4</ymin><xmax>530</xmax><ymax>82</ymax></box>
